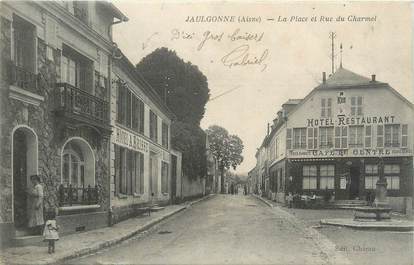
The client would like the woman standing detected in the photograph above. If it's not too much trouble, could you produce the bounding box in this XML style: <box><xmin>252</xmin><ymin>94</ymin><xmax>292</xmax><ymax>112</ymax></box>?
<box><xmin>27</xmin><ymin>175</ymin><xmax>44</xmax><ymax>234</ymax></box>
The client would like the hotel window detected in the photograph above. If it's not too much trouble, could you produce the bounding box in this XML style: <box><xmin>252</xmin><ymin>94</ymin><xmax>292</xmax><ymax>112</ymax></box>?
<box><xmin>161</xmin><ymin>161</ymin><xmax>169</xmax><ymax>193</ymax></box>
<box><xmin>150</xmin><ymin>110</ymin><xmax>158</xmax><ymax>142</ymax></box>
<box><xmin>132</xmin><ymin>96</ymin><xmax>145</xmax><ymax>134</ymax></box>
<box><xmin>334</xmin><ymin>127</ymin><xmax>347</xmax><ymax>149</ymax></box>
<box><xmin>319</xmin><ymin>127</ymin><xmax>333</xmax><ymax>148</ymax></box>
<box><xmin>293</xmin><ymin>128</ymin><xmax>306</xmax><ymax>149</ymax></box>
<box><xmin>302</xmin><ymin>165</ymin><xmax>317</xmax><ymax>190</ymax></box>
<box><xmin>114</xmin><ymin>146</ymin><xmax>145</xmax><ymax>195</ymax></box>
<box><xmin>349</xmin><ymin>126</ymin><xmax>363</xmax><ymax>147</ymax></box>
<box><xmin>162</xmin><ymin>122</ymin><xmax>169</xmax><ymax>148</ymax></box>
<box><xmin>320</xmin><ymin>165</ymin><xmax>335</xmax><ymax>189</ymax></box>
<box><xmin>307</xmin><ymin>128</ymin><xmax>318</xmax><ymax>149</ymax></box>
<box><xmin>384</xmin><ymin>124</ymin><xmax>400</xmax><ymax>147</ymax></box>
<box><xmin>365</xmin><ymin>125</ymin><xmax>372</xmax><ymax>148</ymax></box>
<box><xmin>384</xmin><ymin>164</ymin><xmax>400</xmax><ymax>190</ymax></box>
<box><xmin>402</xmin><ymin>124</ymin><xmax>408</xmax><ymax>148</ymax></box>
<box><xmin>12</xmin><ymin>15</ymin><xmax>36</xmax><ymax>73</ymax></box>
<box><xmin>364</xmin><ymin>164</ymin><xmax>379</xmax><ymax>189</ymax></box>
<box><xmin>321</xmin><ymin>98</ymin><xmax>332</xmax><ymax>117</ymax></box>
<box><xmin>286</xmin><ymin>128</ymin><xmax>292</xmax><ymax>149</ymax></box>
<box><xmin>350</xmin><ymin>96</ymin><xmax>363</xmax><ymax>116</ymax></box>
<box><xmin>117</xmin><ymin>81</ymin><xmax>145</xmax><ymax>134</ymax></box>
<box><xmin>377</xmin><ymin>125</ymin><xmax>384</xmax><ymax>148</ymax></box>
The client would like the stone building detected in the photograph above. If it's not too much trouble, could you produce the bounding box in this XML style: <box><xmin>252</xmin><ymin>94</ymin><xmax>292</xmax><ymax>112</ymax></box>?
<box><xmin>253</xmin><ymin>67</ymin><xmax>414</xmax><ymax>212</ymax></box>
<box><xmin>0</xmin><ymin>1</ymin><xmax>127</xmax><ymax>246</ymax></box>
<box><xmin>109</xmin><ymin>53</ymin><xmax>177</xmax><ymax>223</ymax></box>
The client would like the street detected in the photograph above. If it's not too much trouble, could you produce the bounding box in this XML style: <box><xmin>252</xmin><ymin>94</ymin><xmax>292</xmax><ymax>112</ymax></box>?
<box><xmin>68</xmin><ymin>195</ymin><xmax>341</xmax><ymax>264</ymax></box>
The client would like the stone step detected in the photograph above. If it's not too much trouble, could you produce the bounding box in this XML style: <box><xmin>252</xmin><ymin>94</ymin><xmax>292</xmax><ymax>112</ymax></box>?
<box><xmin>13</xmin><ymin>235</ymin><xmax>44</xmax><ymax>247</ymax></box>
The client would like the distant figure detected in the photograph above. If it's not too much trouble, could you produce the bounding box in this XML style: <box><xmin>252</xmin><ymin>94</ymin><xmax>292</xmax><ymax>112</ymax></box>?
<box><xmin>43</xmin><ymin>210</ymin><xmax>59</xmax><ymax>254</ymax></box>
<box><xmin>244</xmin><ymin>185</ymin><xmax>248</xmax><ymax>195</ymax></box>
<box><xmin>287</xmin><ymin>192</ymin><xmax>293</xmax><ymax>208</ymax></box>
<box><xmin>27</xmin><ymin>175</ymin><xmax>44</xmax><ymax>234</ymax></box>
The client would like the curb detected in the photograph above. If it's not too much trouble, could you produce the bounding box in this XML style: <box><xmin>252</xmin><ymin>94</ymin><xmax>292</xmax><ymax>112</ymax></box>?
<box><xmin>28</xmin><ymin>195</ymin><xmax>213</xmax><ymax>265</ymax></box>
<box><xmin>251</xmin><ymin>194</ymin><xmax>274</xmax><ymax>208</ymax></box>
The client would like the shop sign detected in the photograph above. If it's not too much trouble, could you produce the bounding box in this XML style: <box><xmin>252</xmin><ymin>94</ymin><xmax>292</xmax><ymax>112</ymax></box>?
<box><xmin>114</xmin><ymin>126</ymin><xmax>149</xmax><ymax>153</ymax></box>
<box><xmin>288</xmin><ymin>147</ymin><xmax>412</xmax><ymax>158</ymax></box>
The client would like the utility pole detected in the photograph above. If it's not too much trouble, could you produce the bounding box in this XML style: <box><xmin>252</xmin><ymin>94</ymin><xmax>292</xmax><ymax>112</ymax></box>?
<box><xmin>329</xmin><ymin>32</ymin><xmax>336</xmax><ymax>75</ymax></box>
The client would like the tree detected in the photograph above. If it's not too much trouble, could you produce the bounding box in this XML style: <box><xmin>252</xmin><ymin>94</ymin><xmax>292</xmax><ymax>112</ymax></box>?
<box><xmin>136</xmin><ymin>47</ymin><xmax>209</xmax><ymax>125</ymax></box>
<box><xmin>206</xmin><ymin>125</ymin><xmax>244</xmax><ymax>193</ymax></box>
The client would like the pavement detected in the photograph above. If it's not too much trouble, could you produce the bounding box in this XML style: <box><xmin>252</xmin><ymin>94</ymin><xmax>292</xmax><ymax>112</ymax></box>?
<box><xmin>68</xmin><ymin>194</ymin><xmax>350</xmax><ymax>265</ymax></box>
<box><xmin>255</xmin><ymin>195</ymin><xmax>414</xmax><ymax>265</ymax></box>
<box><xmin>0</xmin><ymin>195</ymin><xmax>213</xmax><ymax>265</ymax></box>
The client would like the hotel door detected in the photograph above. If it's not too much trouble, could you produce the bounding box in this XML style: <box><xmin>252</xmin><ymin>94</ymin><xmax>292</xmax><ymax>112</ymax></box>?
<box><xmin>349</xmin><ymin>167</ymin><xmax>360</xmax><ymax>199</ymax></box>
<box><xmin>13</xmin><ymin>130</ymin><xmax>28</xmax><ymax>229</ymax></box>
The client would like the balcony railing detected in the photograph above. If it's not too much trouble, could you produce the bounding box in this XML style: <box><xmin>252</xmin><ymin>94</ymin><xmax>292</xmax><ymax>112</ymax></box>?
<box><xmin>58</xmin><ymin>184</ymin><xmax>100</xmax><ymax>206</ymax></box>
<box><xmin>9</xmin><ymin>63</ymin><xmax>40</xmax><ymax>94</ymax></box>
<box><xmin>56</xmin><ymin>83</ymin><xmax>109</xmax><ymax>124</ymax></box>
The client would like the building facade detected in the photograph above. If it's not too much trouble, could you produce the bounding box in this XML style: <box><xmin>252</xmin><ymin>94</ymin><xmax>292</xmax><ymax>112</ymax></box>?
<box><xmin>0</xmin><ymin>1</ymin><xmax>127</xmax><ymax>245</ymax></box>
<box><xmin>109</xmin><ymin>55</ymin><xmax>176</xmax><ymax>223</ymax></box>
<box><xmin>253</xmin><ymin>67</ymin><xmax>414</xmax><ymax>212</ymax></box>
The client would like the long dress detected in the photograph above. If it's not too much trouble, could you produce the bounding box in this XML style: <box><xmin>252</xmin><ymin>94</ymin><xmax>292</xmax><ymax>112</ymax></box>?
<box><xmin>43</xmin><ymin>220</ymin><xmax>59</xmax><ymax>241</ymax></box>
<box><xmin>28</xmin><ymin>183</ymin><xmax>44</xmax><ymax>227</ymax></box>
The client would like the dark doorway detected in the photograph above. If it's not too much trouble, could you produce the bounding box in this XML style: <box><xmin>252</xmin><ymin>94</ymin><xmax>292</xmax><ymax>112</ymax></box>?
<box><xmin>349</xmin><ymin>167</ymin><xmax>360</xmax><ymax>199</ymax></box>
<box><xmin>13</xmin><ymin>130</ymin><xmax>28</xmax><ymax>229</ymax></box>
<box><xmin>170</xmin><ymin>155</ymin><xmax>177</xmax><ymax>203</ymax></box>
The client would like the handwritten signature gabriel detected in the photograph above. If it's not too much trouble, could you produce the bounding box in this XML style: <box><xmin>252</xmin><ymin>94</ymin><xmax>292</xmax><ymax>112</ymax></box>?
<box><xmin>221</xmin><ymin>44</ymin><xmax>269</xmax><ymax>72</ymax></box>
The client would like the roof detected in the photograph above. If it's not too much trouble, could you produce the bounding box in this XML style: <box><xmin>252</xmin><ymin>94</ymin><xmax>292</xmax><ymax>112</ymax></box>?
<box><xmin>101</xmin><ymin>2</ymin><xmax>129</xmax><ymax>22</ymax></box>
<box><xmin>324</xmin><ymin>67</ymin><xmax>373</xmax><ymax>87</ymax></box>
<box><xmin>283</xmin><ymin>98</ymin><xmax>302</xmax><ymax>105</ymax></box>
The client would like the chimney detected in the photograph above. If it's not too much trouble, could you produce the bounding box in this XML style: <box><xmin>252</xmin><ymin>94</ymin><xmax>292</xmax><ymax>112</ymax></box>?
<box><xmin>322</xmin><ymin>72</ymin><xmax>326</xmax><ymax>83</ymax></box>
<box><xmin>371</xmin><ymin>74</ymin><xmax>376</xmax><ymax>82</ymax></box>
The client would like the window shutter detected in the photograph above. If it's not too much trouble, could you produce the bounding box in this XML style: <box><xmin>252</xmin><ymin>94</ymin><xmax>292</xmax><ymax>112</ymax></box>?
<box><xmin>286</xmin><ymin>128</ymin><xmax>292</xmax><ymax>150</ymax></box>
<box><xmin>114</xmin><ymin>145</ymin><xmax>120</xmax><ymax>196</ymax></box>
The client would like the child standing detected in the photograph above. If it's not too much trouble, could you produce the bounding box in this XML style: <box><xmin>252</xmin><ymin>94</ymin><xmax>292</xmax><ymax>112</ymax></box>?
<box><xmin>43</xmin><ymin>209</ymin><xmax>59</xmax><ymax>254</ymax></box>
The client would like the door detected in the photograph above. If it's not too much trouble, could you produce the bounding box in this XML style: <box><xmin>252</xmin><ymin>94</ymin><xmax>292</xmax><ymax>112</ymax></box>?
<box><xmin>349</xmin><ymin>167</ymin><xmax>360</xmax><ymax>199</ymax></box>
<box><xmin>13</xmin><ymin>130</ymin><xmax>28</xmax><ymax>229</ymax></box>
<box><xmin>170</xmin><ymin>155</ymin><xmax>177</xmax><ymax>203</ymax></box>
<box><xmin>149</xmin><ymin>152</ymin><xmax>158</xmax><ymax>199</ymax></box>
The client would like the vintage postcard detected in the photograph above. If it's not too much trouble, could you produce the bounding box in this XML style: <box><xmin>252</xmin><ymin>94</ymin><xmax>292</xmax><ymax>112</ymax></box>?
<box><xmin>0</xmin><ymin>1</ymin><xmax>412</xmax><ymax>264</ymax></box>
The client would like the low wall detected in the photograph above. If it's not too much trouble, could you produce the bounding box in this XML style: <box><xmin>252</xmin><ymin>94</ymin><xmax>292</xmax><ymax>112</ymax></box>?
<box><xmin>181</xmin><ymin>175</ymin><xmax>205</xmax><ymax>199</ymax></box>
<box><xmin>388</xmin><ymin>196</ymin><xmax>413</xmax><ymax>214</ymax></box>
<box><xmin>111</xmin><ymin>199</ymin><xmax>170</xmax><ymax>225</ymax></box>
<box><xmin>57</xmin><ymin>211</ymin><xmax>108</xmax><ymax>235</ymax></box>
<box><xmin>0</xmin><ymin>223</ymin><xmax>14</xmax><ymax>248</ymax></box>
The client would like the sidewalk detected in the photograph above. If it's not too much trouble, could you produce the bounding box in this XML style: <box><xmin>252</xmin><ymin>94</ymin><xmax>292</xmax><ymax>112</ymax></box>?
<box><xmin>0</xmin><ymin>195</ymin><xmax>213</xmax><ymax>265</ymax></box>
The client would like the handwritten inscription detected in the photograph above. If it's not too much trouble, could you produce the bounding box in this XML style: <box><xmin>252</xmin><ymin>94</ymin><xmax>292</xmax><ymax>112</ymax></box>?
<box><xmin>221</xmin><ymin>45</ymin><xmax>269</xmax><ymax>72</ymax></box>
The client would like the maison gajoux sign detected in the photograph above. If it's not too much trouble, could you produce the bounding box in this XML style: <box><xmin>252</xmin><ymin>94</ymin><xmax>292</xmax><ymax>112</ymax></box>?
<box><xmin>114</xmin><ymin>126</ymin><xmax>149</xmax><ymax>153</ymax></box>
<box><xmin>288</xmin><ymin>148</ymin><xmax>413</xmax><ymax>158</ymax></box>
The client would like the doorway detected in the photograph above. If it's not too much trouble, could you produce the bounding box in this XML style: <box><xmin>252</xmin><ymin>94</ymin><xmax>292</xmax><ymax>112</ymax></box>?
<box><xmin>349</xmin><ymin>167</ymin><xmax>360</xmax><ymax>199</ymax></box>
<box><xmin>149</xmin><ymin>152</ymin><xmax>158</xmax><ymax>199</ymax></box>
<box><xmin>12</xmin><ymin>126</ymin><xmax>38</xmax><ymax>233</ymax></box>
<box><xmin>170</xmin><ymin>155</ymin><xmax>177</xmax><ymax>203</ymax></box>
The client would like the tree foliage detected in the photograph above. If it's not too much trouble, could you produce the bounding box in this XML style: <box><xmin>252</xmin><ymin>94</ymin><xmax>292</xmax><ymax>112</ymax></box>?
<box><xmin>206</xmin><ymin>125</ymin><xmax>244</xmax><ymax>192</ymax></box>
<box><xmin>136</xmin><ymin>47</ymin><xmax>210</xmax><ymax>125</ymax></box>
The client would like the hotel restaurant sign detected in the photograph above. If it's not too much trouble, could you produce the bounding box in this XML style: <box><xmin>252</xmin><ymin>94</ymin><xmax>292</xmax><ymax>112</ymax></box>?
<box><xmin>114</xmin><ymin>126</ymin><xmax>149</xmax><ymax>153</ymax></box>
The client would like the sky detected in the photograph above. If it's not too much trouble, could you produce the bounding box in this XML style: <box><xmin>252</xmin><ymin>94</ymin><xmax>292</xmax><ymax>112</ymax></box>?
<box><xmin>112</xmin><ymin>1</ymin><xmax>413</xmax><ymax>175</ymax></box>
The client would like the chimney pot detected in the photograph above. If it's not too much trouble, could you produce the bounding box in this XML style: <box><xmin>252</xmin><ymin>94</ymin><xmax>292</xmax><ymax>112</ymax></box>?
<box><xmin>371</xmin><ymin>74</ymin><xmax>376</xmax><ymax>82</ymax></box>
<box><xmin>322</xmin><ymin>72</ymin><xmax>326</xmax><ymax>83</ymax></box>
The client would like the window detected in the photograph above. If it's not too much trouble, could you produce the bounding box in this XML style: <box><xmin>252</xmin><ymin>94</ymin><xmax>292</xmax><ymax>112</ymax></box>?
<box><xmin>116</xmin><ymin>80</ymin><xmax>145</xmax><ymax>134</ymax></box>
<box><xmin>384</xmin><ymin>124</ymin><xmax>400</xmax><ymax>147</ymax></box>
<box><xmin>114</xmin><ymin>145</ymin><xmax>145</xmax><ymax>195</ymax></box>
<box><xmin>307</xmin><ymin>128</ymin><xmax>318</xmax><ymax>150</ymax></box>
<box><xmin>365</xmin><ymin>125</ymin><xmax>372</xmax><ymax>148</ymax></box>
<box><xmin>334</xmin><ymin>127</ymin><xmax>347</xmax><ymax>149</ymax></box>
<box><xmin>162</xmin><ymin>122</ymin><xmax>169</xmax><ymax>148</ymax></box>
<box><xmin>402</xmin><ymin>124</ymin><xmax>408</xmax><ymax>148</ymax></box>
<box><xmin>384</xmin><ymin>164</ymin><xmax>400</xmax><ymax>190</ymax></box>
<box><xmin>377</xmin><ymin>125</ymin><xmax>384</xmax><ymax>148</ymax></box>
<box><xmin>349</xmin><ymin>126</ymin><xmax>363</xmax><ymax>147</ymax></box>
<box><xmin>161</xmin><ymin>161</ymin><xmax>169</xmax><ymax>193</ymax></box>
<box><xmin>319</xmin><ymin>127</ymin><xmax>333</xmax><ymax>148</ymax></box>
<box><xmin>150</xmin><ymin>111</ymin><xmax>158</xmax><ymax>142</ymax></box>
<box><xmin>286</xmin><ymin>128</ymin><xmax>292</xmax><ymax>150</ymax></box>
<box><xmin>364</xmin><ymin>164</ymin><xmax>378</xmax><ymax>189</ymax></box>
<box><xmin>63</xmin><ymin>150</ymin><xmax>85</xmax><ymax>186</ymax></box>
<box><xmin>293</xmin><ymin>128</ymin><xmax>306</xmax><ymax>149</ymax></box>
<box><xmin>320</xmin><ymin>165</ymin><xmax>335</xmax><ymax>189</ymax></box>
<box><xmin>94</xmin><ymin>71</ymin><xmax>108</xmax><ymax>100</ymax></box>
<box><xmin>13</xmin><ymin>15</ymin><xmax>35</xmax><ymax>72</ymax></box>
<box><xmin>61</xmin><ymin>45</ymin><xmax>92</xmax><ymax>91</ymax></box>
<box><xmin>350</xmin><ymin>96</ymin><xmax>363</xmax><ymax>116</ymax></box>
<box><xmin>73</xmin><ymin>1</ymin><xmax>88</xmax><ymax>24</ymax></box>
<box><xmin>321</xmin><ymin>98</ymin><xmax>332</xmax><ymax>117</ymax></box>
<box><xmin>302</xmin><ymin>165</ymin><xmax>317</xmax><ymax>190</ymax></box>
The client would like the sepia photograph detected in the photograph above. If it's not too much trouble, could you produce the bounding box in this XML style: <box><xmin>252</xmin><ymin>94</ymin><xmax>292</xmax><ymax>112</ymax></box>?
<box><xmin>0</xmin><ymin>1</ymin><xmax>413</xmax><ymax>264</ymax></box>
